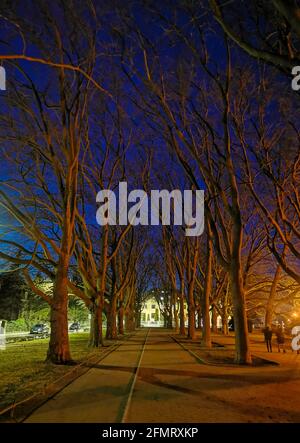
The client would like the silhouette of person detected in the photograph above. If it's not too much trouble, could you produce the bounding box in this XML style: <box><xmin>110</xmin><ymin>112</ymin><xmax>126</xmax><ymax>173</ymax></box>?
<box><xmin>263</xmin><ymin>326</ymin><xmax>273</xmax><ymax>352</ymax></box>
<box><xmin>276</xmin><ymin>327</ymin><xmax>286</xmax><ymax>353</ymax></box>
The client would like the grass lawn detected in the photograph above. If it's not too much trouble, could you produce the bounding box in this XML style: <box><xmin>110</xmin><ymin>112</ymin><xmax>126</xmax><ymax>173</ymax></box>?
<box><xmin>0</xmin><ymin>332</ymin><xmax>95</xmax><ymax>410</ymax></box>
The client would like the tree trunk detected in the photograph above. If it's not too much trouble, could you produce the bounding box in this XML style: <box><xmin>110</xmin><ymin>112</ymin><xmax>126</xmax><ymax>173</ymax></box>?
<box><xmin>173</xmin><ymin>293</ymin><xmax>179</xmax><ymax>333</ymax></box>
<box><xmin>230</xmin><ymin>254</ymin><xmax>252</xmax><ymax>364</ymax></box>
<box><xmin>187</xmin><ymin>285</ymin><xmax>196</xmax><ymax>340</ymax></box>
<box><xmin>202</xmin><ymin>225</ymin><xmax>213</xmax><ymax>347</ymax></box>
<box><xmin>47</xmin><ymin>261</ymin><xmax>72</xmax><ymax>364</ymax></box>
<box><xmin>187</xmin><ymin>238</ymin><xmax>198</xmax><ymax>340</ymax></box>
<box><xmin>222</xmin><ymin>316</ymin><xmax>229</xmax><ymax>335</ymax></box>
<box><xmin>197</xmin><ymin>309</ymin><xmax>202</xmax><ymax>329</ymax></box>
<box><xmin>118</xmin><ymin>306</ymin><xmax>125</xmax><ymax>335</ymax></box>
<box><xmin>46</xmin><ymin>154</ymin><xmax>78</xmax><ymax>364</ymax></box>
<box><xmin>167</xmin><ymin>306</ymin><xmax>173</xmax><ymax>329</ymax></box>
<box><xmin>89</xmin><ymin>303</ymin><xmax>103</xmax><ymax>347</ymax></box>
<box><xmin>179</xmin><ymin>279</ymin><xmax>185</xmax><ymax>335</ymax></box>
<box><xmin>125</xmin><ymin>307</ymin><xmax>135</xmax><ymax>332</ymax></box>
<box><xmin>135</xmin><ymin>308</ymin><xmax>141</xmax><ymax>328</ymax></box>
<box><xmin>106</xmin><ymin>297</ymin><xmax>117</xmax><ymax>339</ymax></box>
<box><xmin>202</xmin><ymin>300</ymin><xmax>211</xmax><ymax>346</ymax></box>
<box><xmin>211</xmin><ymin>306</ymin><xmax>218</xmax><ymax>333</ymax></box>
<box><xmin>89</xmin><ymin>311</ymin><xmax>99</xmax><ymax>347</ymax></box>
<box><xmin>163</xmin><ymin>313</ymin><xmax>167</xmax><ymax>328</ymax></box>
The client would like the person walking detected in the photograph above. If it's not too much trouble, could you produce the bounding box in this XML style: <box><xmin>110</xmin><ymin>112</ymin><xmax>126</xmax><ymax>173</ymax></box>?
<box><xmin>263</xmin><ymin>326</ymin><xmax>273</xmax><ymax>352</ymax></box>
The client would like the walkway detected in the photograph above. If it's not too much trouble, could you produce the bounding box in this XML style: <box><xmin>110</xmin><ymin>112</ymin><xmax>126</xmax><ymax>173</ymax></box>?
<box><xmin>25</xmin><ymin>329</ymin><xmax>300</xmax><ymax>423</ymax></box>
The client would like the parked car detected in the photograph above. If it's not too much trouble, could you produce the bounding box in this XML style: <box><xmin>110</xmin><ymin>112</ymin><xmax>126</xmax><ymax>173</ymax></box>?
<box><xmin>69</xmin><ymin>322</ymin><xmax>81</xmax><ymax>332</ymax></box>
<box><xmin>30</xmin><ymin>323</ymin><xmax>50</xmax><ymax>337</ymax></box>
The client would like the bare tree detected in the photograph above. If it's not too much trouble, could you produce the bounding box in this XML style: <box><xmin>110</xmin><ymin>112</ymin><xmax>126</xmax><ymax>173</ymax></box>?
<box><xmin>210</xmin><ymin>0</ymin><xmax>300</xmax><ymax>73</ymax></box>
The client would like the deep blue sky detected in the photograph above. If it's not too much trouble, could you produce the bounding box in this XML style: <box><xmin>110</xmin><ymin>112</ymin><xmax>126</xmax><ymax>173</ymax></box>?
<box><xmin>0</xmin><ymin>1</ymin><xmax>296</xmax><ymax>280</ymax></box>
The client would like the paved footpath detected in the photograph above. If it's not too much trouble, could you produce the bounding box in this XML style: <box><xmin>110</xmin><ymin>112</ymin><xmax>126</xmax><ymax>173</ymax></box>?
<box><xmin>25</xmin><ymin>329</ymin><xmax>300</xmax><ymax>423</ymax></box>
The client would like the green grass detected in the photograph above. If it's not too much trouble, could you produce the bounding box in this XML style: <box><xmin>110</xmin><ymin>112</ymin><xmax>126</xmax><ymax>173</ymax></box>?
<box><xmin>0</xmin><ymin>333</ymin><xmax>94</xmax><ymax>410</ymax></box>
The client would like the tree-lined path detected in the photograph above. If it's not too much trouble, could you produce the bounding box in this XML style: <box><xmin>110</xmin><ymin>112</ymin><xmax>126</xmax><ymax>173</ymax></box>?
<box><xmin>25</xmin><ymin>329</ymin><xmax>300</xmax><ymax>423</ymax></box>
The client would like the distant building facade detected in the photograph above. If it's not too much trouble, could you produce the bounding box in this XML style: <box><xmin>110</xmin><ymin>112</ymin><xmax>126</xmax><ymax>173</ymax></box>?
<box><xmin>140</xmin><ymin>297</ymin><xmax>164</xmax><ymax>327</ymax></box>
<box><xmin>140</xmin><ymin>296</ymin><xmax>190</xmax><ymax>328</ymax></box>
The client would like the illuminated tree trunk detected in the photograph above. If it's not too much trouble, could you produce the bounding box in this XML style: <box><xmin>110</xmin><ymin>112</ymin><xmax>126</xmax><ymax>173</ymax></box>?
<box><xmin>167</xmin><ymin>305</ymin><xmax>173</xmax><ymax>328</ymax></box>
<box><xmin>89</xmin><ymin>302</ymin><xmax>103</xmax><ymax>347</ymax></box>
<box><xmin>47</xmin><ymin>162</ymin><xmax>77</xmax><ymax>363</ymax></box>
<box><xmin>187</xmin><ymin>291</ymin><xmax>196</xmax><ymax>339</ymax></box>
<box><xmin>135</xmin><ymin>309</ymin><xmax>142</xmax><ymax>328</ymax></box>
<box><xmin>106</xmin><ymin>296</ymin><xmax>118</xmax><ymax>339</ymax></box>
<box><xmin>211</xmin><ymin>306</ymin><xmax>218</xmax><ymax>333</ymax></box>
<box><xmin>197</xmin><ymin>309</ymin><xmax>202</xmax><ymax>329</ymax></box>
<box><xmin>89</xmin><ymin>311</ymin><xmax>99</xmax><ymax>347</ymax></box>
<box><xmin>222</xmin><ymin>316</ymin><xmax>229</xmax><ymax>335</ymax></box>
<box><xmin>126</xmin><ymin>288</ymin><xmax>136</xmax><ymax>332</ymax></box>
<box><xmin>125</xmin><ymin>306</ymin><xmax>135</xmax><ymax>332</ymax></box>
<box><xmin>118</xmin><ymin>305</ymin><xmax>125</xmax><ymax>335</ymax></box>
<box><xmin>179</xmin><ymin>280</ymin><xmax>185</xmax><ymax>335</ymax></box>
<box><xmin>201</xmin><ymin>223</ymin><xmax>213</xmax><ymax>348</ymax></box>
<box><xmin>230</xmin><ymin>219</ymin><xmax>251</xmax><ymax>364</ymax></box>
<box><xmin>173</xmin><ymin>291</ymin><xmax>179</xmax><ymax>332</ymax></box>
<box><xmin>47</xmin><ymin>254</ymin><xmax>71</xmax><ymax>364</ymax></box>
<box><xmin>187</xmin><ymin>239</ymin><xmax>198</xmax><ymax>340</ymax></box>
